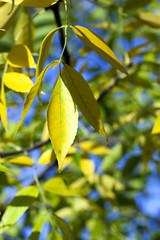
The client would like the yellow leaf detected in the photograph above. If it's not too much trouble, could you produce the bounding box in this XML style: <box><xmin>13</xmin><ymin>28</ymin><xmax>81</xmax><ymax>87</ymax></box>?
<box><xmin>79</xmin><ymin>140</ymin><xmax>110</xmax><ymax>155</ymax></box>
<box><xmin>41</xmin><ymin>122</ymin><xmax>49</xmax><ymax>141</ymax></box>
<box><xmin>61</xmin><ymin>64</ymin><xmax>107</xmax><ymax>141</ymax></box>
<box><xmin>7</xmin><ymin>44</ymin><xmax>36</xmax><ymax>69</ymax></box>
<box><xmin>72</xmin><ymin>25</ymin><xmax>128</xmax><ymax>75</ymax></box>
<box><xmin>38</xmin><ymin>149</ymin><xmax>56</xmax><ymax>165</ymax></box>
<box><xmin>0</xmin><ymin>81</ymin><xmax>7</xmax><ymax>132</ymax></box>
<box><xmin>1</xmin><ymin>0</ymin><xmax>59</xmax><ymax>8</ymax></box>
<box><xmin>80</xmin><ymin>158</ymin><xmax>95</xmax><ymax>183</ymax></box>
<box><xmin>152</xmin><ymin>115</ymin><xmax>160</xmax><ymax>134</ymax></box>
<box><xmin>136</xmin><ymin>12</ymin><xmax>160</xmax><ymax>28</ymax></box>
<box><xmin>0</xmin><ymin>156</ymin><xmax>33</xmax><ymax>166</ymax></box>
<box><xmin>4</xmin><ymin>72</ymin><xmax>33</xmax><ymax>93</ymax></box>
<box><xmin>17</xmin><ymin>61</ymin><xmax>57</xmax><ymax>131</ymax></box>
<box><xmin>0</xmin><ymin>3</ymin><xmax>19</xmax><ymax>38</ymax></box>
<box><xmin>47</xmin><ymin>76</ymin><xmax>78</xmax><ymax>172</ymax></box>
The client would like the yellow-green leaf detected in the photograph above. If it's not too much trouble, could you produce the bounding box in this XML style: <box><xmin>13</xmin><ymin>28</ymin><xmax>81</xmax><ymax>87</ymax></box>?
<box><xmin>136</xmin><ymin>12</ymin><xmax>160</xmax><ymax>28</ymax></box>
<box><xmin>28</xmin><ymin>215</ymin><xmax>46</xmax><ymax>240</ymax></box>
<box><xmin>152</xmin><ymin>115</ymin><xmax>160</xmax><ymax>134</ymax></box>
<box><xmin>61</xmin><ymin>64</ymin><xmax>107</xmax><ymax>140</ymax></box>
<box><xmin>47</xmin><ymin>76</ymin><xmax>78</xmax><ymax>171</ymax></box>
<box><xmin>4</xmin><ymin>72</ymin><xmax>33</xmax><ymax>93</ymax></box>
<box><xmin>0</xmin><ymin>156</ymin><xmax>34</xmax><ymax>166</ymax></box>
<box><xmin>7</xmin><ymin>44</ymin><xmax>36</xmax><ymax>69</ymax></box>
<box><xmin>0</xmin><ymin>2</ymin><xmax>19</xmax><ymax>38</ymax></box>
<box><xmin>38</xmin><ymin>149</ymin><xmax>56</xmax><ymax>165</ymax></box>
<box><xmin>0</xmin><ymin>186</ymin><xmax>39</xmax><ymax>234</ymax></box>
<box><xmin>72</xmin><ymin>25</ymin><xmax>128</xmax><ymax>75</ymax></box>
<box><xmin>1</xmin><ymin>0</ymin><xmax>59</xmax><ymax>8</ymax></box>
<box><xmin>17</xmin><ymin>61</ymin><xmax>57</xmax><ymax>131</ymax></box>
<box><xmin>0</xmin><ymin>164</ymin><xmax>20</xmax><ymax>178</ymax></box>
<box><xmin>44</xmin><ymin>177</ymin><xmax>89</xmax><ymax>196</ymax></box>
<box><xmin>80</xmin><ymin>158</ymin><xmax>95</xmax><ymax>183</ymax></box>
<box><xmin>0</xmin><ymin>81</ymin><xmax>7</xmax><ymax>132</ymax></box>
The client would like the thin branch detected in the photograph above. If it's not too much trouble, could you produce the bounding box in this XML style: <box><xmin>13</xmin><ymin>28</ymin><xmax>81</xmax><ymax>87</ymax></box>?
<box><xmin>0</xmin><ymin>139</ymin><xmax>50</xmax><ymax>158</ymax></box>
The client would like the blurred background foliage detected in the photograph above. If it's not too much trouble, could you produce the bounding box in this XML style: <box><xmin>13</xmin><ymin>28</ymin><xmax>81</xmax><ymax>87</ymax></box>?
<box><xmin>1</xmin><ymin>0</ymin><xmax>160</xmax><ymax>239</ymax></box>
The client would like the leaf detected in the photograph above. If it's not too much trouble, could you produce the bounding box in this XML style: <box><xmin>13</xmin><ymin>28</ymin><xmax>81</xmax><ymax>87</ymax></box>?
<box><xmin>38</xmin><ymin>149</ymin><xmax>56</xmax><ymax>165</ymax></box>
<box><xmin>47</xmin><ymin>76</ymin><xmax>78</xmax><ymax>171</ymax></box>
<box><xmin>136</xmin><ymin>12</ymin><xmax>160</xmax><ymax>28</ymax></box>
<box><xmin>53</xmin><ymin>214</ymin><xmax>75</xmax><ymax>240</ymax></box>
<box><xmin>44</xmin><ymin>177</ymin><xmax>89</xmax><ymax>196</ymax></box>
<box><xmin>14</xmin><ymin>8</ymin><xmax>34</xmax><ymax>51</ymax></box>
<box><xmin>0</xmin><ymin>156</ymin><xmax>34</xmax><ymax>166</ymax></box>
<box><xmin>0</xmin><ymin>186</ymin><xmax>39</xmax><ymax>234</ymax></box>
<box><xmin>28</xmin><ymin>215</ymin><xmax>46</xmax><ymax>240</ymax></box>
<box><xmin>61</xmin><ymin>64</ymin><xmax>107</xmax><ymax>140</ymax></box>
<box><xmin>0</xmin><ymin>2</ymin><xmax>19</xmax><ymax>38</ymax></box>
<box><xmin>17</xmin><ymin>61</ymin><xmax>57</xmax><ymax>131</ymax></box>
<box><xmin>0</xmin><ymin>81</ymin><xmax>7</xmax><ymax>132</ymax></box>
<box><xmin>80</xmin><ymin>158</ymin><xmax>95</xmax><ymax>183</ymax></box>
<box><xmin>49</xmin><ymin>229</ymin><xmax>63</xmax><ymax>240</ymax></box>
<box><xmin>4</xmin><ymin>72</ymin><xmax>33</xmax><ymax>93</ymax></box>
<box><xmin>7</xmin><ymin>44</ymin><xmax>36</xmax><ymax>69</ymax></box>
<box><xmin>79</xmin><ymin>140</ymin><xmax>110</xmax><ymax>155</ymax></box>
<box><xmin>152</xmin><ymin>115</ymin><xmax>160</xmax><ymax>134</ymax></box>
<box><xmin>0</xmin><ymin>164</ymin><xmax>20</xmax><ymax>178</ymax></box>
<box><xmin>1</xmin><ymin>0</ymin><xmax>59</xmax><ymax>8</ymax></box>
<box><xmin>72</xmin><ymin>25</ymin><xmax>128</xmax><ymax>75</ymax></box>
<box><xmin>36</xmin><ymin>27</ymin><xmax>61</xmax><ymax>79</ymax></box>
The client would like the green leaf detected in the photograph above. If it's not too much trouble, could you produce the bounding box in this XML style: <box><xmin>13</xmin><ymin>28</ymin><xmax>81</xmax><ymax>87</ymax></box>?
<box><xmin>17</xmin><ymin>61</ymin><xmax>57</xmax><ymax>131</ymax></box>
<box><xmin>28</xmin><ymin>215</ymin><xmax>46</xmax><ymax>240</ymax></box>
<box><xmin>53</xmin><ymin>214</ymin><xmax>75</xmax><ymax>240</ymax></box>
<box><xmin>49</xmin><ymin>229</ymin><xmax>63</xmax><ymax>240</ymax></box>
<box><xmin>61</xmin><ymin>64</ymin><xmax>107</xmax><ymax>140</ymax></box>
<box><xmin>0</xmin><ymin>186</ymin><xmax>39</xmax><ymax>234</ymax></box>
<box><xmin>47</xmin><ymin>76</ymin><xmax>78</xmax><ymax>171</ymax></box>
<box><xmin>7</xmin><ymin>44</ymin><xmax>36</xmax><ymax>69</ymax></box>
<box><xmin>0</xmin><ymin>164</ymin><xmax>20</xmax><ymax>178</ymax></box>
<box><xmin>44</xmin><ymin>177</ymin><xmax>89</xmax><ymax>196</ymax></box>
<box><xmin>1</xmin><ymin>0</ymin><xmax>59</xmax><ymax>8</ymax></box>
<box><xmin>4</xmin><ymin>72</ymin><xmax>33</xmax><ymax>93</ymax></box>
<box><xmin>72</xmin><ymin>25</ymin><xmax>128</xmax><ymax>75</ymax></box>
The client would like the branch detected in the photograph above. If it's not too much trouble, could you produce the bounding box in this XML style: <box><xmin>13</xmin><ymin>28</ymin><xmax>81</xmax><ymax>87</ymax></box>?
<box><xmin>0</xmin><ymin>139</ymin><xmax>50</xmax><ymax>158</ymax></box>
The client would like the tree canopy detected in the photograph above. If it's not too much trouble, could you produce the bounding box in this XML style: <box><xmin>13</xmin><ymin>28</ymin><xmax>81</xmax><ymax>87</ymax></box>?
<box><xmin>0</xmin><ymin>0</ymin><xmax>160</xmax><ymax>239</ymax></box>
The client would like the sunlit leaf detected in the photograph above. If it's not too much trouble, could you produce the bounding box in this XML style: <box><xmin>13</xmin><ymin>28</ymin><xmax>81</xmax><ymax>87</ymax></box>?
<box><xmin>49</xmin><ymin>229</ymin><xmax>63</xmax><ymax>240</ymax></box>
<box><xmin>1</xmin><ymin>0</ymin><xmax>59</xmax><ymax>8</ymax></box>
<box><xmin>44</xmin><ymin>177</ymin><xmax>89</xmax><ymax>196</ymax></box>
<box><xmin>0</xmin><ymin>186</ymin><xmax>39</xmax><ymax>234</ymax></box>
<box><xmin>79</xmin><ymin>140</ymin><xmax>110</xmax><ymax>155</ymax></box>
<box><xmin>152</xmin><ymin>115</ymin><xmax>160</xmax><ymax>134</ymax></box>
<box><xmin>7</xmin><ymin>44</ymin><xmax>36</xmax><ymax>69</ymax></box>
<box><xmin>0</xmin><ymin>81</ymin><xmax>7</xmax><ymax>132</ymax></box>
<box><xmin>0</xmin><ymin>156</ymin><xmax>34</xmax><ymax>166</ymax></box>
<box><xmin>47</xmin><ymin>76</ymin><xmax>78</xmax><ymax>171</ymax></box>
<box><xmin>72</xmin><ymin>25</ymin><xmax>128</xmax><ymax>74</ymax></box>
<box><xmin>4</xmin><ymin>72</ymin><xmax>33</xmax><ymax>93</ymax></box>
<box><xmin>80</xmin><ymin>158</ymin><xmax>95</xmax><ymax>183</ymax></box>
<box><xmin>61</xmin><ymin>64</ymin><xmax>107</xmax><ymax>140</ymax></box>
<box><xmin>28</xmin><ymin>215</ymin><xmax>46</xmax><ymax>240</ymax></box>
<box><xmin>38</xmin><ymin>149</ymin><xmax>56</xmax><ymax>165</ymax></box>
<box><xmin>0</xmin><ymin>164</ymin><xmax>20</xmax><ymax>178</ymax></box>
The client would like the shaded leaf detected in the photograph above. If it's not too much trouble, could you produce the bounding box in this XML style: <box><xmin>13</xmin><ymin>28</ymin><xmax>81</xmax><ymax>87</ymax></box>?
<box><xmin>0</xmin><ymin>164</ymin><xmax>20</xmax><ymax>178</ymax></box>
<box><xmin>28</xmin><ymin>215</ymin><xmax>46</xmax><ymax>240</ymax></box>
<box><xmin>47</xmin><ymin>76</ymin><xmax>78</xmax><ymax>171</ymax></box>
<box><xmin>136</xmin><ymin>12</ymin><xmax>160</xmax><ymax>28</ymax></box>
<box><xmin>1</xmin><ymin>0</ymin><xmax>59</xmax><ymax>8</ymax></box>
<box><xmin>61</xmin><ymin>64</ymin><xmax>107</xmax><ymax>140</ymax></box>
<box><xmin>7</xmin><ymin>44</ymin><xmax>36</xmax><ymax>69</ymax></box>
<box><xmin>4</xmin><ymin>72</ymin><xmax>33</xmax><ymax>93</ymax></box>
<box><xmin>72</xmin><ymin>25</ymin><xmax>128</xmax><ymax>74</ymax></box>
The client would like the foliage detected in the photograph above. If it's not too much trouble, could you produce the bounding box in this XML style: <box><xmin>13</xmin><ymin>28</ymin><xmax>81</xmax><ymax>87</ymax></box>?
<box><xmin>0</xmin><ymin>0</ymin><xmax>160</xmax><ymax>239</ymax></box>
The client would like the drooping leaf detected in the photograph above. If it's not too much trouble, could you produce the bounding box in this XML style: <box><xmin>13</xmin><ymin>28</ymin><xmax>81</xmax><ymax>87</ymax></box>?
<box><xmin>1</xmin><ymin>0</ymin><xmax>59</xmax><ymax>8</ymax></box>
<box><xmin>0</xmin><ymin>186</ymin><xmax>39</xmax><ymax>234</ymax></box>
<box><xmin>17</xmin><ymin>61</ymin><xmax>57</xmax><ymax>131</ymax></box>
<box><xmin>61</xmin><ymin>64</ymin><xmax>107</xmax><ymax>140</ymax></box>
<box><xmin>152</xmin><ymin>115</ymin><xmax>160</xmax><ymax>134</ymax></box>
<box><xmin>14</xmin><ymin>8</ymin><xmax>34</xmax><ymax>51</ymax></box>
<box><xmin>72</xmin><ymin>25</ymin><xmax>128</xmax><ymax>75</ymax></box>
<box><xmin>0</xmin><ymin>2</ymin><xmax>19</xmax><ymax>38</ymax></box>
<box><xmin>7</xmin><ymin>44</ymin><xmax>36</xmax><ymax>69</ymax></box>
<box><xmin>0</xmin><ymin>164</ymin><xmax>20</xmax><ymax>178</ymax></box>
<box><xmin>0</xmin><ymin>156</ymin><xmax>34</xmax><ymax>166</ymax></box>
<box><xmin>28</xmin><ymin>215</ymin><xmax>46</xmax><ymax>240</ymax></box>
<box><xmin>4</xmin><ymin>72</ymin><xmax>33</xmax><ymax>93</ymax></box>
<box><xmin>0</xmin><ymin>81</ymin><xmax>7</xmax><ymax>132</ymax></box>
<box><xmin>47</xmin><ymin>76</ymin><xmax>78</xmax><ymax>171</ymax></box>
<box><xmin>53</xmin><ymin>214</ymin><xmax>75</xmax><ymax>240</ymax></box>
<box><xmin>44</xmin><ymin>177</ymin><xmax>89</xmax><ymax>196</ymax></box>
